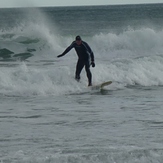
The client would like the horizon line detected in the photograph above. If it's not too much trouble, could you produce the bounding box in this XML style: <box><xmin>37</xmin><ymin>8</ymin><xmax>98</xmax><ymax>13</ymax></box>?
<box><xmin>0</xmin><ymin>2</ymin><xmax>163</xmax><ymax>9</ymax></box>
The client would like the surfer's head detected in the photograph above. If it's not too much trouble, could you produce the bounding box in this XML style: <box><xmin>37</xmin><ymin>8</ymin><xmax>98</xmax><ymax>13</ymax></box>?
<box><xmin>75</xmin><ymin>35</ymin><xmax>82</xmax><ymax>45</ymax></box>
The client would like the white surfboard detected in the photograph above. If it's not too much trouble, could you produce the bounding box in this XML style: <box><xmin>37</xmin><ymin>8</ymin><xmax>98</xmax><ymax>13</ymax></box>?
<box><xmin>91</xmin><ymin>81</ymin><xmax>112</xmax><ymax>90</ymax></box>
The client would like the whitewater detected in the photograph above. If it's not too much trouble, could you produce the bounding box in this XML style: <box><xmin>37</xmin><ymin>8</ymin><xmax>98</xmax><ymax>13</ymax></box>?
<box><xmin>0</xmin><ymin>3</ymin><xmax>163</xmax><ymax>163</ymax></box>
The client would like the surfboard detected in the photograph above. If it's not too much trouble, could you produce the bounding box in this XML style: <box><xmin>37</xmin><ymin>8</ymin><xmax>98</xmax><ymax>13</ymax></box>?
<box><xmin>91</xmin><ymin>81</ymin><xmax>112</xmax><ymax>90</ymax></box>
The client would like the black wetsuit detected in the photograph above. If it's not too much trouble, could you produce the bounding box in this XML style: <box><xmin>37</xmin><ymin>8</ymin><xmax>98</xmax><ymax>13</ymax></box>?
<box><xmin>58</xmin><ymin>41</ymin><xmax>94</xmax><ymax>85</ymax></box>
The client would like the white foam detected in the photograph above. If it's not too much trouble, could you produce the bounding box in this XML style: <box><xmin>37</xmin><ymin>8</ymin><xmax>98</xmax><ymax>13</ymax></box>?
<box><xmin>92</xmin><ymin>54</ymin><xmax>163</xmax><ymax>87</ymax></box>
<box><xmin>91</xmin><ymin>28</ymin><xmax>163</xmax><ymax>59</ymax></box>
<box><xmin>0</xmin><ymin>51</ymin><xmax>163</xmax><ymax>97</ymax></box>
<box><xmin>0</xmin><ymin>62</ymin><xmax>86</xmax><ymax>96</ymax></box>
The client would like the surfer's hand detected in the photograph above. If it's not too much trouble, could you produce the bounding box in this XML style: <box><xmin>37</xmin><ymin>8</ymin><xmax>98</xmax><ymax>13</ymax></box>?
<box><xmin>57</xmin><ymin>54</ymin><xmax>63</xmax><ymax>58</ymax></box>
<box><xmin>91</xmin><ymin>61</ymin><xmax>95</xmax><ymax>67</ymax></box>
<box><xmin>57</xmin><ymin>54</ymin><xmax>62</xmax><ymax>58</ymax></box>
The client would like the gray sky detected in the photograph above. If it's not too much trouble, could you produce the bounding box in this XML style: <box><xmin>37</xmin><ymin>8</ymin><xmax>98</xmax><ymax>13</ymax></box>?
<box><xmin>1</xmin><ymin>0</ymin><xmax>163</xmax><ymax>8</ymax></box>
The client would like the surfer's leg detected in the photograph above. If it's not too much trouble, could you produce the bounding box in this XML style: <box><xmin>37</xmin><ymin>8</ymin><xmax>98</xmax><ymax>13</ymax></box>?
<box><xmin>75</xmin><ymin>60</ymin><xmax>84</xmax><ymax>81</ymax></box>
<box><xmin>85</xmin><ymin>62</ymin><xmax>92</xmax><ymax>86</ymax></box>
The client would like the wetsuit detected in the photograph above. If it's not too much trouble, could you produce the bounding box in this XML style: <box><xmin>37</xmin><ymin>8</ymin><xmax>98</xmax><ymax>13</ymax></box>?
<box><xmin>58</xmin><ymin>41</ymin><xmax>95</xmax><ymax>85</ymax></box>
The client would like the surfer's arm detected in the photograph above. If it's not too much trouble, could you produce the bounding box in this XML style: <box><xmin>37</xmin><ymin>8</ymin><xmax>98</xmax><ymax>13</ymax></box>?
<box><xmin>90</xmin><ymin>52</ymin><xmax>94</xmax><ymax>62</ymax></box>
<box><xmin>83</xmin><ymin>42</ymin><xmax>95</xmax><ymax>62</ymax></box>
<box><xmin>89</xmin><ymin>48</ymin><xmax>94</xmax><ymax>63</ymax></box>
<box><xmin>57</xmin><ymin>42</ymin><xmax>75</xmax><ymax>58</ymax></box>
<box><xmin>88</xmin><ymin>45</ymin><xmax>95</xmax><ymax>66</ymax></box>
<box><xmin>83</xmin><ymin>42</ymin><xmax>95</xmax><ymax>67</ymax></box>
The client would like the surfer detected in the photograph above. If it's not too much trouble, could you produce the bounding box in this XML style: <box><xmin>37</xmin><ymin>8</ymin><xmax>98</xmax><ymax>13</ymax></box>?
<box><xmin>57</xmin><ymin>36</ymin><xmax>95</xmax><ymax>86</ymax></box>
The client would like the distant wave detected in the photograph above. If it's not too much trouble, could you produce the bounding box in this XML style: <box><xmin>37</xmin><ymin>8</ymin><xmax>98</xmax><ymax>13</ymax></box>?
<box><xmin>1</xmin><ymin>23</ymin><xmax>163</xmax><ymax>61</ymax></box>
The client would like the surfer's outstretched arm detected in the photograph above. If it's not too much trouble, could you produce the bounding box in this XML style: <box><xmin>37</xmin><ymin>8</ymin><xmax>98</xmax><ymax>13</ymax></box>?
<box><xmin>57</xmin><ymin>42</ymin><xmax>75</xmax><ymax>58</ymax></box>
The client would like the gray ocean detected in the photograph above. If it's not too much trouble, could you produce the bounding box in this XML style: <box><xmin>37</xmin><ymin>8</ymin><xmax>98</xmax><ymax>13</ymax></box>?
<box><xmin>1</xmin><ymin>3</ymin><xmax>163</xmax><ymax>163</ymax></box>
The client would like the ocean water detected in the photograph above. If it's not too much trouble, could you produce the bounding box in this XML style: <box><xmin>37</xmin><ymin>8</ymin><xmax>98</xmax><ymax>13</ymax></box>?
<box><xmin>0</xmin><ymin>3</ymin><xmax>163</xmax><ymax>163</ymax></box>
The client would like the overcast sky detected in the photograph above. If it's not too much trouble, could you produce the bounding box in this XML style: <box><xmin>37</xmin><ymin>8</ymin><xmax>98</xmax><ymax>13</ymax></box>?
<box><xmin>1</xmin><ymin>0</ymin><xmax>163</xmax><ymax>8</ymax></box>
